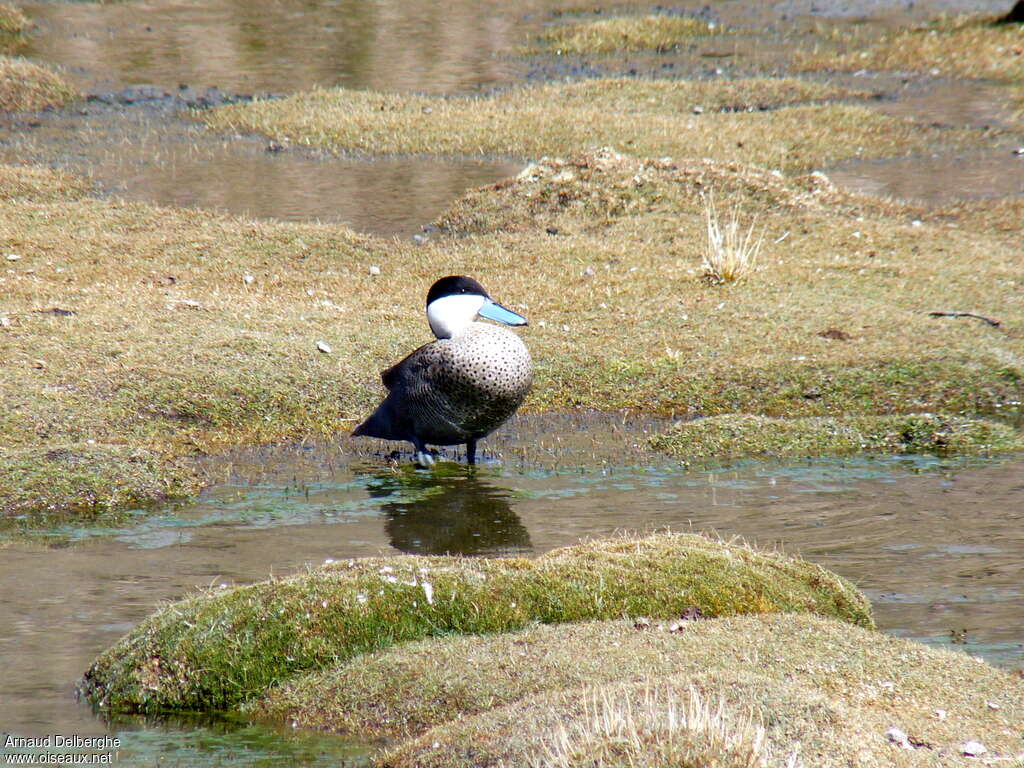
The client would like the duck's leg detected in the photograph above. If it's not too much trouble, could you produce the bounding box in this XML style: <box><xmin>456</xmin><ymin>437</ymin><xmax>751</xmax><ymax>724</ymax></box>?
<box><xmin>410</xmin><ymin>437</ymin><xmax>435</xmax><ymax>468</ymax></box>
<box><xmin>466</xmin><ymin>439</ymin><xmax>477</xmax><ymax>466</ymax></box>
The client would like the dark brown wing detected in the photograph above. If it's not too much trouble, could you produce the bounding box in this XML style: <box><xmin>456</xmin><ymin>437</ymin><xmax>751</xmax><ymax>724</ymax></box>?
<box><xmin>381</xmin><ymin>342</ymin><xmax>437</xmax><ymax>390</ymax></box>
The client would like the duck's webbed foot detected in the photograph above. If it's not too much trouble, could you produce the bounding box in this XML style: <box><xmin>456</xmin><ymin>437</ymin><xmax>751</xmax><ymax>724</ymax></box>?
<box><xmin>411</xmin><ymin>439</ymin><xmax>435</xmax><ymax>468</ymax></box>
<box><xmin>414</xmin><ymin>450</ymin><xmax>435</xmax><ymax>468</ymax></box>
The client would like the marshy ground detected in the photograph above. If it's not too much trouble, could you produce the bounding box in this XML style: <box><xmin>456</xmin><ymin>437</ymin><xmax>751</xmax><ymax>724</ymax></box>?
<box><xmin>2</xmin><ymin>0</ymin><xmax>1024</xmax><ymax>765</ymax></box>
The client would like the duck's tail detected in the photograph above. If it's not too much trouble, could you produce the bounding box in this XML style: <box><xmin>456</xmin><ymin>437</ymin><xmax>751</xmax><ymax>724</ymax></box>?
<box><xmin>351</xmin><ymin>401</ymin><xmax>398</xmax><ymax>440</ymax></box>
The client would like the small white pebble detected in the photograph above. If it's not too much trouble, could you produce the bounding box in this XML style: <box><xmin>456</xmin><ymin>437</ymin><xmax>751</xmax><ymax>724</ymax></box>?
<box><xmin>985</xmin><ymin>701</ymin><xmax>1000</xmax><ymax>710</ymax></box>
<box><xmin>561</xmin><ymin>324</ymin><xmax>570</xmax><ymax>332</ymax></box>
<box><xmin>934</xmin><ymin>709</ymin><xmax>947</xmax><ymax>720</ymax></box>
<box><xmin>962</xmin><ymin>741</ymin><xmax>987</xmax><ymax>757</ymax></box>
<box><xmin>323</xmin><ymin>558</ymin><xmax>335</xmax><ymax>565</ymax></box>
<box><xmin>6</xmin><ymin>253</ymin><xmax>20</xmax><ymax>261</ymax></box>
<box><xmin>886</xmin><ymin>727</ymin><xmax>913</xmax><ymax>750</ymax></box>
<box><xmin>1014</xmin><ymin>147</ymin><xmax>1024</xmax><ymax>156</ymax></box>
<box><xmin>0</xmin><ymin>317</ymin><xmax>9</xmax><ymax>328</ymax></box>
<box><xmin>880</xmin><ymin>681</ymin><xmax>895</xmax><ymax>691</ymax></box>
<box><xmin>911</xmin><ymin>220</ymin><xmax>923</xmax><ymax>227</ymax></box>
<box><xmin>243</xmin><ymin>273</ymin><xmax>255</xmax><ymax>284</ymax></box>
<box><xmin>369</xmin><ymin>265</ymin><xmax>381</xmax><ymax>275</ymax></box>
<box><xmin>316</xmin><ymin>341</ymin><xmax>332</xmax><ymax>354</ymax></box>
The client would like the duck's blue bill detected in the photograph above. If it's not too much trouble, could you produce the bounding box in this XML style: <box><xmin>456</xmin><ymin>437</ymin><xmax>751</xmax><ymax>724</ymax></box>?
<box><xmin>479</xmin><ymin>299</ymin><xmax>528</xmax><ymax>326</ymax></box>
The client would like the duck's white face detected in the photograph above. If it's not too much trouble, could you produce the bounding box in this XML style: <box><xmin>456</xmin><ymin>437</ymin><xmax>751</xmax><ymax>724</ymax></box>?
<box><xmin>427</xmin><ymin>293</ymin><xmax>487</xmax><ymax>339</ymax></box>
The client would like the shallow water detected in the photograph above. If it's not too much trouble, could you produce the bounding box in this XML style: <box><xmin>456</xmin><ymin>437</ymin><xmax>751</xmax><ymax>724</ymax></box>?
<box><xmin>2</xmin><ymin>414</ymin><xmax>1023</xmax><ymax>764</ymax></box>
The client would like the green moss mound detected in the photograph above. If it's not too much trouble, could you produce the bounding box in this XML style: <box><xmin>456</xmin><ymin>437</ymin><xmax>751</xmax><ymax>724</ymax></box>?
<box><xmin>80</xmin><ymin>533</ymin><xmax>872</xmax><ymax>713</ymax></box>
<box><xmin>650</xmin><ymin>413</ymin><xmax>1024</xmax><ymax>463</ymax></box>
<box><xmin>376</xmin><ymin>614</ymin><xmax>1024</xmax><ymax>768</ymax></box>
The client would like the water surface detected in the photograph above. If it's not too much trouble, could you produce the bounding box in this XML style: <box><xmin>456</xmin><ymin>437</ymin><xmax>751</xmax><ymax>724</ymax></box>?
<box><xmin>2</xmin><ymin>415</ymin><xmax>1022</xmax><ymax>765</ymax></box>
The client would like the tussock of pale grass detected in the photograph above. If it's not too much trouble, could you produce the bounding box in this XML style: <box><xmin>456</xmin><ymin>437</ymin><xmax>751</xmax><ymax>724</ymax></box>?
<box><xmin>537</xmin><ymin>684</ymin><xmax>769</xmax><ymax>768</ymax></box>
<box><xmin>534</xmin><ymin>14</ymin><xmax>719</xmax><ymax>55</ymax></box>
<box><xmin>701</xmin><ymin>194</ymin><xmax>763</xmax><ymax>284</ymax></box>
<box><xmin>0</xmin><ymin>55</ymin><xmax>77</xmax><ymax>112</ymax></box>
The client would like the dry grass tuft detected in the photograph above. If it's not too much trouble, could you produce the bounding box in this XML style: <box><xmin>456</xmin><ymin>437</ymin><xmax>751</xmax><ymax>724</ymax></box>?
<box><xmin>534</xmin><ymin>14</ymin><xmax>720</xmax><ymax>55</ymax></box>
<box><xmin>537</xmin><ymin>684</ymin><xmax>768</xmax><ymax>768</ymax></box>
<box><xmin>700</xmin><ymin>193</ymin><xmax>763</xmax><ymax>284</ymax></box>
<box><xmin>0</xmin><ymin>55</ymin><xmax>77</xmax><ymax>112</ymax></box>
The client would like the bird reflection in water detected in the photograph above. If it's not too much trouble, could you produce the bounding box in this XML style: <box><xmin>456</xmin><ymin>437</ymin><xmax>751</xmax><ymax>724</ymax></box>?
<box><xmin>360</xmin><ymin>465</ymin><xmax>532</xmax><ymax>556</ymax></box>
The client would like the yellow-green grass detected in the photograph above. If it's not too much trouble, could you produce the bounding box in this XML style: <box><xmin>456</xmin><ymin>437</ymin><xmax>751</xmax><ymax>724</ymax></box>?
<box><xmin>796</xmin><ymin>14</ymin><xmax>1024</xmax><ymax>82</ymax></box>
<box><xmin>2</xmin><ymin>149</ymin><xmax>1023</xmax><ymax>518</ymax></box>
<box><xmin>0</xmin><ymin>55</ymin><xmax>77</xmax><ymax>112</ymax></box>
<box><xmin>532</xmin><ymin>14</ymin><xmax>721</xmax><ymax>55</ymax></box>
<box><xmin>199</xmin><ymin>77</ymin><xmax>985</xmax><ymax>172</ymax></box>
<box><xmin>79</xmin><ymin>533</ymin><xmax>872</xmax><ymax>712</ymax></box>
<box><xmin>374</xmin><ymin>614</ymin><xmax>1024</xmax><ymax>768</ymax></box>
<box><xmin>650</xmin><ymin>413</ymin><xmax>1024</xmax><ymax>463</ymax></box>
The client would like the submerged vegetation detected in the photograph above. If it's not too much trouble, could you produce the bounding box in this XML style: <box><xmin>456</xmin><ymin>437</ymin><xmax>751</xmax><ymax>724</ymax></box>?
<box><xmin>80</xmin><ymin>533</ymin><xmax>872</xmax><ymax>712</ymax></box>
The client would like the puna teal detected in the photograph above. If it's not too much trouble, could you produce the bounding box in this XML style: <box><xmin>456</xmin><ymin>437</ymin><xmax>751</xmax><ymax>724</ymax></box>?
<box><xmin>352</xmin><ymin>276</ymin><xmax>532</xmax><ymax>467</ymax></box>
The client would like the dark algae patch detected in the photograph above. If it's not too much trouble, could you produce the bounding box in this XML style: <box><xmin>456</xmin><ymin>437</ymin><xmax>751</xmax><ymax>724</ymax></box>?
<box><xmin>79</xmin><ymin>533</ymin><xmax>872</xmax><ymax>713</ymax></box>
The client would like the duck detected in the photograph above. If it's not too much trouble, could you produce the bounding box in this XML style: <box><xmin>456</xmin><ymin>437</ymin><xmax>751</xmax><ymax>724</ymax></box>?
<box><xmin>352</xmin><ymin>275</ymin><xmax>532</xmax><ymax>467</ymax></box>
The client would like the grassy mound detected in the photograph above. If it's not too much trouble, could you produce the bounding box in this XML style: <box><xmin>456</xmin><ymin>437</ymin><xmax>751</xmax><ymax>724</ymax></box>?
<box><xmin>0</xmin><ymin>164</ymin><xmax>93</xmax><ymax>202</ymax></box>
<box><xmin>0</xmin><ymin>55</ymin><xmax>77</xmax><ymax>112</ymax></box>
<box><xmin>532</xmin><ymin>14</ymin><xmax>721</xmax><ymax>55</ymax></box>
<box><xmin>2</xmin><ymin>146</ymin><xmax>1022</xmax><ymax>517</ymax></box>
<box><xmin>79</xmin><ymin>533</ymin><xmax>872</xmax><ymax>713</ymax></box>
<box><xmin>375</xmin><ymin>614</ymin><xmax>1024</xmax><ymax>768</ymax></box>
<box><xmin>649</xmin><ymin>414</ymin><xmax>1024</xmax><ymax>463</ymax></box>
<box><xmin>796</xmin><ymin>14</ymin><xmax>1024</xmax><ymax>82</ymax></box>
<box><xmin>435</xmin><ymin>146</ymin><xmax>904</xmax><ymax>235</ymax></box>
<box><xmin>200</xmin><ymin>77</ymin><xmax>983</xmax><ymax>171</ymax></box>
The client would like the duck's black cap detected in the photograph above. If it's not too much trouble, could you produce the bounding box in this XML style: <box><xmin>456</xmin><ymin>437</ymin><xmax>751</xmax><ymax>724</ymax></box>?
<box><xmin>426</xmin><ymin>275</ymin><xmax>489</xmax><ymax>307</ymax></box>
